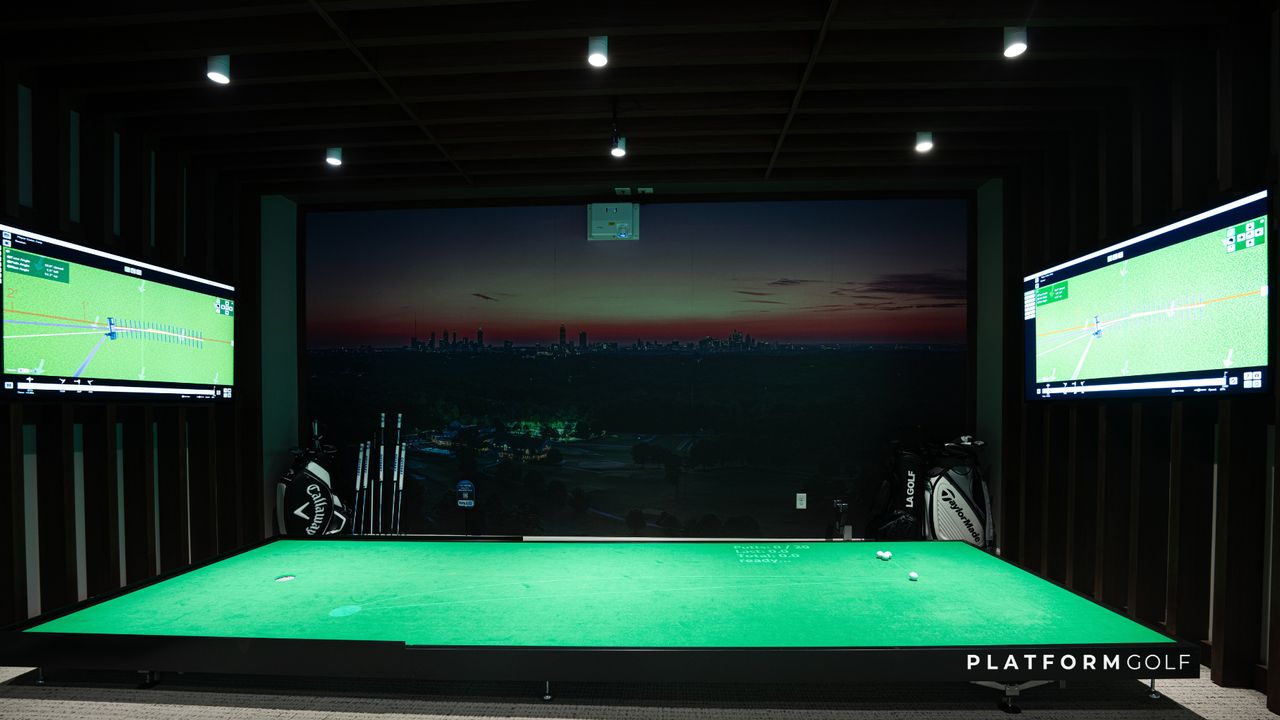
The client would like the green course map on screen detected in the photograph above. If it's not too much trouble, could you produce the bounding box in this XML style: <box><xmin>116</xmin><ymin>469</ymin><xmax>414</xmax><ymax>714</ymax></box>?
<box><xmin>1033</xmin><ymin>214</ymin><xmax>1267</xmax><ymax>385</ymax></box>
<box><xmin>3</xmin><ymin>246</ymin><xmax>234</xmax><ymax>386</ymax></box>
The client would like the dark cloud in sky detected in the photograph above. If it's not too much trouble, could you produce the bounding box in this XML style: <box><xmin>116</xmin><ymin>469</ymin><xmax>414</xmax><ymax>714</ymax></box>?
<box><xmin>851</xmin><ymin>272</ymin><xmax>966</xmax><ymax>300</ymax></box>
<box><xmin>853</xmin><ymin>300</ymin><xmax>967</xmax><ymax>312</ymax></box>
<box><xmin>768</xmin><ymin>278</ymin><xmax>822</xmax><ymax>287</ymax></box>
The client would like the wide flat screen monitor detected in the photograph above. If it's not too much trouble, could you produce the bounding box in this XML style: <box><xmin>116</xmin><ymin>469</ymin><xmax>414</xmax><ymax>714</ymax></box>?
<box><xmin>1</xmin><ymin>222</ymin><xmax>234</xmax><ymax>400</ymax></box>
<box><xmin>1025</xmin><ymin>190</ymin><xmax>1268</xmax><ymax>399</ymax></box>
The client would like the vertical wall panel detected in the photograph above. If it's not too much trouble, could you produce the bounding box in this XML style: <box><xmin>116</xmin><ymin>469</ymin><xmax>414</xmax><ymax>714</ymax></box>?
<box><xmin>1211</xmin><ymin>399</ymin><xmax>1268</xmax><ymax>686</ymax></box>
<box><xmin>80</xmin><ymin>406</ymin><xmax>119</xmax><ymax>598</ymax></box>
<box><xmin>1134</xmin><ymin>75</ymin><xmax>1173</xmax><ymax>226</ymax></box>
<box><xmin>68</xmin><ymin>110</ymin><xmax>80</xmax><ymax>224</ymax></box>
<box><xmin>35</xmin><ymin>407</ymin><xmax>76</xmax><ymax>612</ymax></box>
<box><xmin>975</xmin><ymin>179</ymin><xmax>1004</xmax><ymax>537</ymax></box>
<box><xmin>32</xmin><ymin>84</ymin><xmax>60</xmax><ymax>230</ymax></box>
<box><xmin>16</xmin><ymin>84</ymin><xmax>32</xmax><ymax>209</ymax></box>
<box><xmin>1101</xmin><ymin>95</ymin><xmax>1134</xmax><ymax>240</ymax></box>
<box><xmin>72</xmin><ymin>423</ymin><xmax>86</xmax><ymax>601</ymax></box>
<box><xmin>187</xmin><ymin>408</ymin><xmax>218</xmax><ymax>563</ymax></box>
<box><xmin>1063</xmin><ymin>406</ymin><xmax>1078</xmax><ymax>587</ymax></box>
<box><xmin>110</xmin><ymin>131</ymin><xmax>121</xmax><ymax>238</ymax></box>
<box><xmin>999</xmin><ymin>174</ymin><xmax>1024</xmax><ymax>564</ymax></box>
<box><xmin>1043</xmin><ymin>405</ymin><xmax>1070</xmax><ymax>582</ymax></box>
<box><xmin>1068</xmin><ymin>406</ymin><xmax>1099</xmax><ymax>593</ymax></box>
<box><xmin>148</xmin><ymin>149</ymin><xmax>156</xmax><ymax>248</ymax></box>
<box><xmin>23</xmin><ymin>424</ymin><xmax>39</xmax><ymax>617</ymax></box>
<box><xmin>214</xmin><ymin>402</ymin><xmax>241</xmax><ymax>554</ymax></box>
<box><xmin>1167</xmin><ymin>401</ymin><xmax>1215</xmax><ymax>643</ymax></box>
<box><xmin>1</xmin><ymin>405</ymin><xmax>25</xmax><ymax>624</ymax></box>
<box><xmin>1129</xmin><ymin>401</ymin><xmax>1172</xmax><ymax>625</ymax></box>
<box><xmin>120</xmin><ymin>408</ymin><xmax>154</xmax><ymax>584</ymax></box>
<box><xmin>1100</xmin><ymin>402</ymin><xmax>1132</xmax><ymax>610</ymax></box>
<box><xmin>1020</xmin><ymin>406</ymin><xmax>1046</xmax><ymax>571</ymax></box>
<box><xmin>155</xmin><ymin>407</ymin><xmax>190</xmax><ymax>573</ymax></box>
<box><xmin>119</xmin><ymin>131</ymin><xmax>144</xmax><ymax>256</ymax></box>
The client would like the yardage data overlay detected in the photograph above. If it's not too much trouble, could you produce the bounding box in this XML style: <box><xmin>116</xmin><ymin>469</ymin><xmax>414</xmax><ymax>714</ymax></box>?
<box><xmin>1</xmin><ymin>223</ymin><xmax>235</xmax><ymax>400</ymax></box>
<box><xmin>1025</xmin><ymin>191</ymin><xmax>1269</xmax><ymax>399</ymax></box>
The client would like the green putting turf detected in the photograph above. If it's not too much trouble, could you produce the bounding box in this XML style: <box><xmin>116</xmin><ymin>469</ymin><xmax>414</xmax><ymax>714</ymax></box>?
<box><xmin>27</xmin><ymin>540</ymin><xmax>1171</xmax><ymax>648</ymax></box>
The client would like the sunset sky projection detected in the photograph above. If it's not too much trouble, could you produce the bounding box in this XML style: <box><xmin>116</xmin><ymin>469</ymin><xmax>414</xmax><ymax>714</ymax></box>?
<box><xmin>305</xmin><ymin>200</ymin><xmax>968</xmax><ymax>348</ymax></box>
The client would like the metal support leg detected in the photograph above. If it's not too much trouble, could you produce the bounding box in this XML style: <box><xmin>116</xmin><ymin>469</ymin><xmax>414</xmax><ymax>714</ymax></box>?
<box><xmin>34</xmin><ymin>668</ymin><xmax>44</xmax><ymax>686</ymax></box>
<box><xmin>972</xmin><ymin>680</ymin><xmax>1054</xmax><ymax>714</ymax></box>
<box><xmin>1148</xmin><ymin>678</ymin><xmax>1161</xmax><ymax>700</ymax></box>
<box><xmin>542</xmin><ymin>680</ymin><xmax>553</xmax><ymax>702</ymax></box>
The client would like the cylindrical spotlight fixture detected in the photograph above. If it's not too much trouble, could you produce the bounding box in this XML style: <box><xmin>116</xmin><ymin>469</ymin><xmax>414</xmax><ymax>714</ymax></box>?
<box><xmin>915</xmin><ymin>131</ymin><xmax>934</xmax><ymax>154</ymax></box>
<box><xmin>325</xmin><ymin>147</ymin><xmax>343</xmax><ymax>166</ymax></box>
<box><xmin>588</xmin><ymin>35</ymin><xmax>609</xmax><ymax>67</ymax></box>
<box><xmin>610</xmin><ymin>135</ymin><xmax>627</xmax><ymax>158</ymax></box>
<box><xmin>206</xmin><ymin>54</ymin><xmax>231</xmax><ymax>84</ymax></box>
<box><xmin>1003</xmin><ymin>26</ymin><xmax>1028</xmax><ymax>58</ymax></box>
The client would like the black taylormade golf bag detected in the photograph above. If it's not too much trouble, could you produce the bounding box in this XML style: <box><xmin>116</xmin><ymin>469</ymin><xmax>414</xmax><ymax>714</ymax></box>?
<box><xmin>277</xmin><ymin>429</ymin><xmax>349</xmax><ymax>537</ymax></box>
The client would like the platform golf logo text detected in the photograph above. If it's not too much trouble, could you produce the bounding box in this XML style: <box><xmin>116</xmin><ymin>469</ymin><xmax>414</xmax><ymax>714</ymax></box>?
<box><xmin>966</xmin><ymin>651</ymin><xmax>1194</xmax><ymax>674</ymax></box>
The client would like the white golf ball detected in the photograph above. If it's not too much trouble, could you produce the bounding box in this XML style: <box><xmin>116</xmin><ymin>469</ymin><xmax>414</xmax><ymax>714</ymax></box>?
<box><xmin>883</xmin><ymin>551</ymin><xmax>893</xmax><ymax>560</ymax></box>
<box><xmin>908</xmin><ymin>571</ymin><xmax>919</xmax><ymax>581</ymax></box>
<box><xmin>876</xmin><ymin>550</ymin><xmax>885</xmax><ymax>559</ymax></box>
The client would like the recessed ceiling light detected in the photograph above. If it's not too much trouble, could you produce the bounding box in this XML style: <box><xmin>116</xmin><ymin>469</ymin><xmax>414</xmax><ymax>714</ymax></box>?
<box><xmin>206</xmin><ymin>54</ymin><xmax>231</xmax><ymax>85</ymax></box>
<box><xmin>588</xmin><ymin>35</ymin><xmax>609</xmax><ymax>67</ymax></box>
<box><xmin>1003</xmin><ymin>26</ymin><xmax>1028</xmax><ymax>58</ymax></box>
<box><xmin>915</xmin><ymin>131</ymin><xmax>934</xmax><ymax>154</ymax></box>
<box><xmin>325</xmin><ymin>147</ymin><xmax>343</xmax><ymax>166</ymax></box>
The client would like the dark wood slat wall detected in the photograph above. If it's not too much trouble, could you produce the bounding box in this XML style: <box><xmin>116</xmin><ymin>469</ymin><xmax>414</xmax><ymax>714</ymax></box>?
<box><xmin>1066</xmin><ymin>406</ymin><xmax>1098</xmax><ymax>593</ymax></box>
<box><xmin>155</xmin><ymin>408</ymin><xmax>190</xmax><ymax>574</ymax></box>
<box><xmin>34</xmin><ymin>406</ymin><xmax>76</xmax><ymax>611</ymax></box>
<box><xmin>0</xmin><ymin>71</ymin><xmax>264</xmax><ymax>624</ymax></box>
<box><xmin>1212</xmin><ymin>399</ymin><xmax>1269</xmax><ymax>686</ymax></box>
<box><xmin>79</xmin><ymin>405</ymin><xmax>118</xmax><ymax>598</ymax></box>
<box><xmin>998</xmin><ymin>5</ymin><xmax>1279</xmax><ymax>706</ymax></box>
<box><xmin>1128</xmin><ymin>401</ymin><xmax>1171</xmax><ymax>626</ymax></box>
<box><xmin>2</xmin><ymin>404</ymin><xmax>26</xmax><ymax>623</ymax></box>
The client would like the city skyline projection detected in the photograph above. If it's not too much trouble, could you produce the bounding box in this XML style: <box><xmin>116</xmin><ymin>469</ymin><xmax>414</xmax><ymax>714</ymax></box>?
<box><xmin>306</xmin><ymin>200</ymin><xmax>967</xmax><ymax>348</ymax></box>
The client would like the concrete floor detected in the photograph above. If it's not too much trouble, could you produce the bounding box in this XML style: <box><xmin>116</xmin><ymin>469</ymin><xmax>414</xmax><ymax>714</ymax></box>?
<box><xmin>0</xmin><ymin>665</ymin><xmax>1273</xmax><ymax>719</ymax></box>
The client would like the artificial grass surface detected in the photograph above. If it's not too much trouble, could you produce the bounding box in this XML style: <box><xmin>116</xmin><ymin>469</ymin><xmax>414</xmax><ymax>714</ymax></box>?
<box><xmin>29</xmin><ymin>539</ymin><xmax>1171</xmax><ymax>648</ymax></box>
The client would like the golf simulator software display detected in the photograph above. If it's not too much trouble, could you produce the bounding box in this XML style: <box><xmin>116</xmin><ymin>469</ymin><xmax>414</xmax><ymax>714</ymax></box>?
<box><xmin>1</xmin><ymin>223</ymin><xmax>234</xmax><ymax>400</ymax></box>
<box><xmin>1026</xmin><ymin>191</ymin><xmax>1268</xmax><ymax>399</ymax></box>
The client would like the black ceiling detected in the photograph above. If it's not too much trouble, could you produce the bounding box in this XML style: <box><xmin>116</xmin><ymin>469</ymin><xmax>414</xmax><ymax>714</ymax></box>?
<box><xmin>2</xmin><ymin>0</ymin><xmax>1236</xmax><ymax>208</ymax></box>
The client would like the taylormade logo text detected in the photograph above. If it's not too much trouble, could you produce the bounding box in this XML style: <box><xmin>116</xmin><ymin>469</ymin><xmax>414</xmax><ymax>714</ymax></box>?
<box><xmin>966</xmin><ymin>652</ymin><xmax>1194</xmax><ymax>673</ymax></box>
<box><xmin>939</xmin><ymin>487</ymin><xmax>982</xmax><ymax>544</ymax></box>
